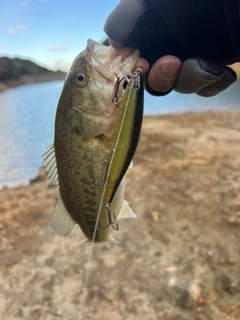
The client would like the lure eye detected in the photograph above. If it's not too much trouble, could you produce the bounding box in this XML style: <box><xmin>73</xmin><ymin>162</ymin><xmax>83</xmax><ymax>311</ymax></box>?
<box><xmin>76</xmin><ymin>73</ymin><xmax>85</xmax><ymax>83</ymax></box>
<box><xmin>133</xmin><ymin>82</ymin><xmax>140</xmax><ymax>90</ymax></box>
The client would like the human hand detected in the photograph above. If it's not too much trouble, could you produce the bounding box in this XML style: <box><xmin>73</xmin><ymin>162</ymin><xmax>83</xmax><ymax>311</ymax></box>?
<box><xmin>105</xmin><ymin>0</ymin><xmax>239</xmax><ymax>97</ymax></box>
<box><xmin>144</xmin><ymin>55</ymin><xmax>237</xmax><ymax>97</ymax></box>
<box><xmin>109</xmin><ymin>39</ymin><xmax>182</xmax><ymax>93</ymax></box>
<box><xmin>109</xmin><ymin>39</ymin><xmax>237</xmax><ymax>97</ymax></box>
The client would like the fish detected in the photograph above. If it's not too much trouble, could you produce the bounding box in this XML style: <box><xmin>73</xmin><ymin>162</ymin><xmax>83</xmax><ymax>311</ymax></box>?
<box><xmin>42</xmin><ymin>39</ymin><xmax>144</xmax><ymax>245</ymax></box>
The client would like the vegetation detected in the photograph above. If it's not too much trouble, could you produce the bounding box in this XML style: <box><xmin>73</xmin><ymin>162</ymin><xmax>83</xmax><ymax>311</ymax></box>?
<box><xmin>0</xmin><ymin>57</ymin><xmax>54</xmax><ymax>81</ymax></box>
<box><xmin>0</xmin><ymin>57</ymin><xmax>66</xmax><ymax>91</ymax></box>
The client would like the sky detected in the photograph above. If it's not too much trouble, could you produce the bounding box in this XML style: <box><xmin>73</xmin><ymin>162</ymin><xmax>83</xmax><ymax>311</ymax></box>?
<box><xmin>0</xmin><ymin>0</ymin><xmax>120</xmax><ymax>71</ymax></box>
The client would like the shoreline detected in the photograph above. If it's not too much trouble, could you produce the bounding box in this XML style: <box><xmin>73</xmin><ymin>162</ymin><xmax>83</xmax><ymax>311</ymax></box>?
<box><xmin>1</xmin><ymin>110</ymin><xmax>240</xmax><ymax>190</ymax></box>
<box><xmin>0</xmin><ymin>71</ymin><xmax>66</xmax><ymax>93</ymax></box>
<box><xmin>0</xmin><ymin>62</ymin><xmax>240</xmax><ymax>93</ymax></box>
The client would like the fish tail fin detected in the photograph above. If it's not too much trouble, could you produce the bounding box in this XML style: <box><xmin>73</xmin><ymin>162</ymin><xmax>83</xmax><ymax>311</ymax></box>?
<box><xmin>80</xmin><ymin>237</ymin><xmax>126</xmax><ymax>248</ymax></box>
<box><xmin>79</xmin><ymin>241</ymin><xmax>92</xmax><ymax>248</ymax></box>
<box><xmin>109</xmin><ymin>237</ymin><xmax>126</xmax><ymax>247</ymax></box>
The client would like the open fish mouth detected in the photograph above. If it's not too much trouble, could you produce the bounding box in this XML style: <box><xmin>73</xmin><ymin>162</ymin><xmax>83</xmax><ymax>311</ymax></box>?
<box><xmin>85</xmin><ymin>39</ymin><xmax>140</xmax><ymax>84</ymax></box>
<box><xmin>85</xmin><ymin>39</ymin><xmax>115</xmax><ymax>83</ymax></box>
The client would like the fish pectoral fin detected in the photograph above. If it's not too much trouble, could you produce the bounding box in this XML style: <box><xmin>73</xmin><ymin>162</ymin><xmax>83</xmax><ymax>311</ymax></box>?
<box><xmin>42</xmin><ymin>144</ymin><xmax>76</xmax><ymax>237</ymax></box>
<box><xmin>50</xmin><ymin>195</ymin><xmax>77</xmax><ymax>238</ymax></box>
<box><xmin>42</xmin><ymin>144</ymin><xmax>59</xmax><ymax>186</ymax></box>
<box><xmin>117</xmin><ymin>200</ymin><xmax>136</xmax><ymax>220</ymax></box>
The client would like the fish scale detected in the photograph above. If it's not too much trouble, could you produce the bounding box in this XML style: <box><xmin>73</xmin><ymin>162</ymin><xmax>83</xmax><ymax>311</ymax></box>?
<box><xmin>55</xmin><ymin>118</ymin><xmax>111</xmax><ymax>242</ymax></box>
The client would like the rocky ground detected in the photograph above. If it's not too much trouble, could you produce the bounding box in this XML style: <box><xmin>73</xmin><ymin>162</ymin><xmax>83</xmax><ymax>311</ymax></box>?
<box><xmin>1</xmin><ymin>111</ymin><xmax>240</xmax><ymax>320</ymax></box>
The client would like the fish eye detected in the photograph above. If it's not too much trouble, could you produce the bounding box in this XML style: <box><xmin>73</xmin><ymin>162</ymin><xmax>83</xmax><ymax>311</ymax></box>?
<box><xmin>76</xmin><ymin>73</ymin><xmax>85</xmax><ymax>83</ymax></box>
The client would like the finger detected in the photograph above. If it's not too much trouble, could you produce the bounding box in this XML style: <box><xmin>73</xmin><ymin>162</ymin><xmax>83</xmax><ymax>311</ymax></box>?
<box><xmin>197</xmin><ymin>66</ymin><xmax>236</xmax><ymax>97</ymax></box>
<box><xmin>146</xmin><ymin>56</ymin><xmax>182</xmax><ymax>93</ymax></box>
<box><xmin>108</xmin><ymin>39</ymin><xmax>133</xmax><ymax>62</ymax></box>
<box><xmin>134</xmin><ymin>57</ymin><xmax>150</xmax><ymax>76</ymax></box>
<box><xmin>174</xmin><ymin>58</ymin><xmax>236</xmax><ymax>96</ymax></box>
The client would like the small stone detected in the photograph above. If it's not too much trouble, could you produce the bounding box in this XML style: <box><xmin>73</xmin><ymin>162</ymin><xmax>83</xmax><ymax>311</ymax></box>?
<box><xmin>152</xmin><ymin>211</ymin><xmax>160</xmax><ymax>221</ymax></box>
<box><xmin>194</xmin><ymin>248</ymin><xmax>199</xmax><ymax>254</ymax></box>
<box><xmin>174</xmin><ymin>256</ymin><xmax>182</xmax><ymax>263</ymax></box>
<box><xmin>189</xmin><ymin>280</ymin><xmax>201</xmax><ymax>301</ymax></box>
<box><xmin>221</xmin><ymin>275</ymin><xmax>232</xmax><ymax>291</ymax></box>
<box><xmin>197</xmin><ymin>297</ymin><xmax>205</xmax><ymax>305</ymax></box>
<box><xmin>176</xmin><ymin>279</ymin><xmax>201</xmax><ymax>308</ymax></box>
<box><xmin>165</xmin><ymin>266</ymin><xmax>177</xmax><ymax>273</ymax></box>
<box><xmin>168</xmin><ymin>277</ymin><xmax>177</xmax><ymax>287</ymax></box>
<box><xmin>176</xmin><ymin>289</ymin><xmax>193</xmax><ymax>308</ymax></box>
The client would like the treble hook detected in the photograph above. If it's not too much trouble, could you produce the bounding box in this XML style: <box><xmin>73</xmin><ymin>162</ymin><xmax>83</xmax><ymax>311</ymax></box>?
<box><xmin>99</xmin><ymin>203</ymin><xmax>119</xmax><ymax>231</ymax></box>
<box><xmin>93</xmin><ymin>158</ymin><xmax>109</xmax><ymax>186</ymax></box>
<box><xmin>93</xmin><ymin>158</ymin><xmax>116</xmax><ymax>188</ymax></box>
<box><xmin>112</xmin><ymin>73</ymin><xmax>127</xmax><ymax>106</ymax></box>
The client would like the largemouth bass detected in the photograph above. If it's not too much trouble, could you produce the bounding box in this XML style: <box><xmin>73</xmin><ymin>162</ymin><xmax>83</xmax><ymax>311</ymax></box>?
<box><xmin>42</xmin><ymin>39</ymin><xmax>143</xmax><ymax>244</ymax></box>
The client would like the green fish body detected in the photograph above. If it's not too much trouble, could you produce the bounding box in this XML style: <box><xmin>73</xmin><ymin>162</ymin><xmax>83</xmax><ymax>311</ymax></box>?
<box><xmin>42</xmin><ymin>40</ymin><xmax>143</xmax><ymax>244</ymax></box>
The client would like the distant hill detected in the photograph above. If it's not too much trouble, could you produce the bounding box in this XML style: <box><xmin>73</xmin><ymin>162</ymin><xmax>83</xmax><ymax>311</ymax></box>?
<box><xmin>0</xmin><ymin>57</ymin><xmax>66</xmax><ymax>92</ymax></box>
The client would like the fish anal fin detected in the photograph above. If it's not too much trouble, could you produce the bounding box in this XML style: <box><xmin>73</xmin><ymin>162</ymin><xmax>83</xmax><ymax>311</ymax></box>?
<box><xmin>129</xmin><ymin>161</ymin><xmax>133</xmax><ymax>169</ymax></box>
<box><xmin>117</xmin><ymin>200</ymin><xmax>136</xmax><ymax>220</ymax></box>
<box><xmin>50</xmin><ymin>195</ymin><xmax>77</xmax><ymax>238</ymax></box>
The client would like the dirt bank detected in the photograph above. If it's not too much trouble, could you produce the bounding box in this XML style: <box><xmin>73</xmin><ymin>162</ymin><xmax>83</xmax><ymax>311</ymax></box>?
<box><xmin>1</xmin><ymin>111</ymin><xmax>240</xmax><ymax>320</ymax></box>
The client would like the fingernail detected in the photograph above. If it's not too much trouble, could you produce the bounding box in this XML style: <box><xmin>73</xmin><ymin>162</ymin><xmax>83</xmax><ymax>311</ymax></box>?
<box><xmin>160</xmin><ymin>63</ymin><xmax>180</xmax><ymax>80</ymax></box>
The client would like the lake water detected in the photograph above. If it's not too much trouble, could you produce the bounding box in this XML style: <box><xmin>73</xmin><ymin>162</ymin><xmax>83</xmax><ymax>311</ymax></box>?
<box><xmin>0</xmin><ymin>80</ymin><xmax>240</xmax><ymax>189</ymax></box>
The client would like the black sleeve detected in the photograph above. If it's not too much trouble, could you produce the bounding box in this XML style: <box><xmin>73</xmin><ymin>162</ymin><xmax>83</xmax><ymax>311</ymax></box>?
<box><xmin>104</xmin><ymin>0</ymin><xmax>240</xmax><ymax>66</ymax></box>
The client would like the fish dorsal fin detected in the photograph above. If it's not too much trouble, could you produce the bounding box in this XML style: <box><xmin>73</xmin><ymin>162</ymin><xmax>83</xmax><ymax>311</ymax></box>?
<box><xmin>117</xmin><ymin>200</ymin><xmax>136</xmax><ymax>220</ymax></box>
<box><xmin>42</xmin><ymin>144</ymin><xmax>58</xmax><ymax>186</ymax></box>
<box><xmin>50</xmin><ymin>195</ymin><xmax>77</xmax><ymax>237</ymax></box>
<box><xmin>42</xmin><ymin>145</ymin><xmax>77</xmax><ymax>237</ymax></box>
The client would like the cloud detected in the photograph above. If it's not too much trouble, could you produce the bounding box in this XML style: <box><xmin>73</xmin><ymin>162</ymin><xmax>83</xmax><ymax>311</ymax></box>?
<box><xmin>50</xmin><ymin>43</ymin><xmax>68</xmax><ymax>52</ymax></box>
<box><xmin>7</xmin><ymin>24</ymin><xmax>27</xmax><ymax>36</ymax></box>
<box><xmin>21</xmin><ymin>0</ymin><xmax>29</xmax><ymax>6</ymax></box>
<box><xmin>7</xmin><ymin>29</ymin><xmax>15</xmax><ymax>35</ymax></box>
<box><xmin>38</xmin><ymin>0</ymin><xmax>58</xmax><ymax>4</ymax></box>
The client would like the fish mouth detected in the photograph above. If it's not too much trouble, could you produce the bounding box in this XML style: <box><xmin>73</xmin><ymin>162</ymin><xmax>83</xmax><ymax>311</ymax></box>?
<box><xmin>84</xmin><ymin>38</ymin><xmax>140</xmax><ymax>85</ymax></box>
<box><xmin>85</xmin><ymin>39</ymin><xmax>115</xmax><ymax>82</ymax></box>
